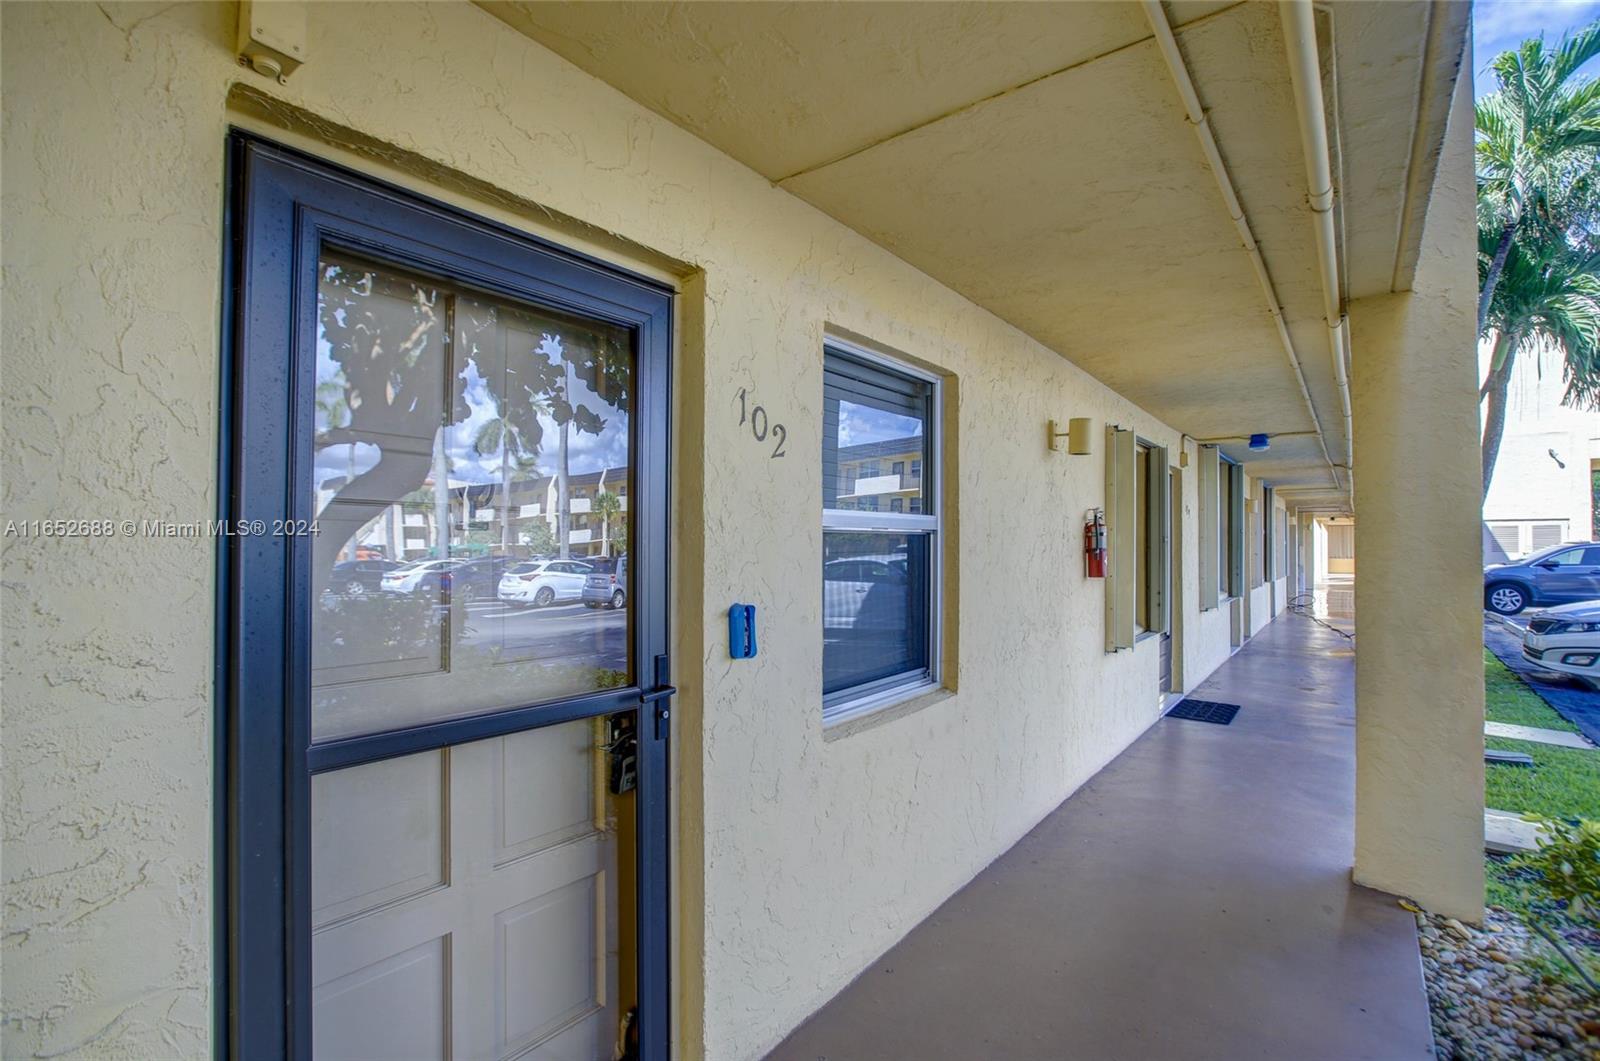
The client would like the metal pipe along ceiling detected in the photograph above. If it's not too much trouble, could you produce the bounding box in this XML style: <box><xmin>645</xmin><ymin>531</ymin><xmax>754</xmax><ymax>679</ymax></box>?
<box><xmin>1138</xmin><ymin>0</ymin><xmax>1344</xmax><ymax>503</ymax></box>
<box><xmin>1281</xmin><ymin>0</ymin><xmax>1356</xmax><ymax>507</ymax></box>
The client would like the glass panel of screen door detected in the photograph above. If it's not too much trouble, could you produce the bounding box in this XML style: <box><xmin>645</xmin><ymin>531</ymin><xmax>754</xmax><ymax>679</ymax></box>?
<box><xmin>310</xmin><ymin>251</ymin><xmax>635</xmax><ymax>742</ymax></box>
<box><xmin>310</xmin><ymin>719</ymin><xmax>618</xmax><ymax>1060</ymax></box>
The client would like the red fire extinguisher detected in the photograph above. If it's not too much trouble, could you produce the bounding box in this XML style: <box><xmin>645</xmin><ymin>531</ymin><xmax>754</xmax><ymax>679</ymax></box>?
<box><xmin>1085</xmin><ymin>508</ymin><xmax>1108</xmax><ymax>578</ymax></box>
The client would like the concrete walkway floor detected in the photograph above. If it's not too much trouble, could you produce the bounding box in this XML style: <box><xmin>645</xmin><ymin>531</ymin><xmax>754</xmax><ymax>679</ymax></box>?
<box><xmin>768</xmin><ymin>610</ymin><xmax>1433</xmax><ymax>1061</ymax></box>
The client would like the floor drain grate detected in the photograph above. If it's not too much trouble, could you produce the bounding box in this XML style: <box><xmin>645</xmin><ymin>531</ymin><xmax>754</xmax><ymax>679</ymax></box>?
<box><xmin>1167</xmin><ymin>699</ymin><xmax>1240</xmax><ymax>725</ymax></box>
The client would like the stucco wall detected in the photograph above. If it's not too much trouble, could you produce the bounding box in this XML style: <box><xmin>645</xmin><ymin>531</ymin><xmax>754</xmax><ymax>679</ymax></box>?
<box><xmin>3</xmin><ymin>4</ymin><xmax>1243</xmax><ymax>1058</ymax></box>
<box><xmin>1481</xmin><ymin>343</ymin><xmax>1597</xmax><ymax>546</ymax></box>
<box><xmin>1350</xmin><ymin>52</ymin><xmax>1485</xmax><ymax>921</ymax></box>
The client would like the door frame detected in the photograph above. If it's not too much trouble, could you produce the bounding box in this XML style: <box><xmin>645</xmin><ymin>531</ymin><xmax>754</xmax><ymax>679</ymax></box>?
<box><xmin>219</xmin><ymin>132</ymin><xmax>674</xmax><ymax>1060</ymax></box>
<box><xmin>1165</xmin><ymin>466</ymin><xmax>1184</xmax><ymax>694</ymax></box>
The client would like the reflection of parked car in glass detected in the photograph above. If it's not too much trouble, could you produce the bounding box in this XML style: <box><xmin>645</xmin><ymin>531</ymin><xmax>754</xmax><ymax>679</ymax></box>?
<box><xmin>382</xmin><ymin>558</ymin><xmax>459</xmax><ymax>596</ymax></box>
<box><xmin>329</xmin><ymin>558</ymin><xmax>400</xmax><ymax>597</ymax></box>
<box><xmin>1523</xmin><ymin>600</ymin><xmax>1600</xmax><ymax>691</ymax></box>
<box><xmin>498</xmin><ymin>559</ymin><xmax>593</xmax><ymax>607</ymax></box>
<box><xmin>583</xmin><ymin>555</ymin><xmax>627</xmax><ymax>610</ymax></box>
<box><xmin>381</xmin><ymin>557</ymin><xmax>507</xmax><ymax>604</ymax></box>
<box><xmin>823</xmin><ymin>556</ymin><xmax>908</xmax><ymax>631</ymax></box>
<box><xmin>1484</xmin><ymin>542</ymin><xmax>1600</xmax><ymax>615</ymax></box>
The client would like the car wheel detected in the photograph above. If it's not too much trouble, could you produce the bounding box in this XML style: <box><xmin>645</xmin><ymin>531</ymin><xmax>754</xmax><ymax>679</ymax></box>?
<box><xmin>1486</xmin><ymin>583</ymin><xmax>1528</xmax><ymax>615</ymax></box>
<box><xmin>533</xmin><ymin>586</ymin><xmax>556</xmax><ymax>607</ymax></box>
<box><xmin>344</xmin><ymin>580</ymin><xmax>366</xmax><ymax>597</ymax></box>
<box><xmin>610</xmin><ymin>590</ymin><xmax>626</xmax><ymax>610</ymax></box>
<box><xmin>457</xmin><ymin>583</ymin><xmax>478</xmax><ymax>605</ymax></box>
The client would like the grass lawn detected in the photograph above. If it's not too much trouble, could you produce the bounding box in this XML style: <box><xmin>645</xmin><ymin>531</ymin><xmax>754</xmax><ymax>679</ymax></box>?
<box><xmin>1484</xmin><ymin>650</ymin><xmax>1579</xmax><ymax>732</ymax></box>
<box><xmin>1484</xmin><ymin>738</ymin><xmax>1600</xmax><ymax>820</ymax></box>
<box><xmin>1482</xmin><ymin>653</ymin><xmax>1600</xmax><ymax>940</ymax></box>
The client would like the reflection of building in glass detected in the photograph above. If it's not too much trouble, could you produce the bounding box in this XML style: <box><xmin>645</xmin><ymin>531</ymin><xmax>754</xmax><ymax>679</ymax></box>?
<box><xmin>326</xmin><ymin>465</ymin><xmax>630</xmax><ymax>559</ymax></box>
<box><xmin>832</xmin><ymin>437</ymin><xmax>923</xmax><ymax>514</ymax></box>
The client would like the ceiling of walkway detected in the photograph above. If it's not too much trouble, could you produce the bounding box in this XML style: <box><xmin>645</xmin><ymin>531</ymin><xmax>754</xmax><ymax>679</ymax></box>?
<box><xmin>481</xmin><ymin>1</ymin><xmax>1470</xmax><ymax>515</ymax></box>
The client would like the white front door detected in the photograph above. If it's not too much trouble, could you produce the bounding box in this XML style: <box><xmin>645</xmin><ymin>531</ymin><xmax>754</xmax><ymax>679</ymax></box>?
<box><xmin>310</xmin><ymin>721</ymin><xmax>616</xmax><ymax>1061</ymax></box>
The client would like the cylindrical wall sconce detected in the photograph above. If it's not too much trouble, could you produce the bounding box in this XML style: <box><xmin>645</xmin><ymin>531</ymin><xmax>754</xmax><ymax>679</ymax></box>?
<box><xmin>1048</xmin><ymin>417</ymin><xmax>1094</xmax><ymax>455</ymax></box>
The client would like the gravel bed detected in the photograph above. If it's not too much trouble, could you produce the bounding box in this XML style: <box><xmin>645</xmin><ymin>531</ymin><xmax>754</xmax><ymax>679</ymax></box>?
<box><xmin>1418</xmin><ymin>906</ymin><xmax>1600</xmax><ymax>1059</ymax></box>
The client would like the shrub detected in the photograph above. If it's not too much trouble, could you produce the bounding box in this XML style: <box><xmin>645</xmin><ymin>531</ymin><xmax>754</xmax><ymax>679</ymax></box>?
<box><xmin>1515</xmin><ymin>815</ymin><xmax>1600</xmax><ymax>920</ymax></box>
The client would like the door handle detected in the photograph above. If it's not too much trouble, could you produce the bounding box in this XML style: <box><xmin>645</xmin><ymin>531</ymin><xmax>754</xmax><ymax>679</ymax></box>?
<box><xmin>641</xmin><ymin>654</ymin><xmax>675</xmax><ymax>739</ymax></box>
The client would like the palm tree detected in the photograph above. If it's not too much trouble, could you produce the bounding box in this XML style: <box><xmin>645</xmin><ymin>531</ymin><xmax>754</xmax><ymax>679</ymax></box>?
<box><xmin>473</xmin><ymin>407</ymin><xmax>534</xmax><ymax>552</ymax></box>
<box><xmin>1480</xmin><ymin>232</ymin><xmax>1600</xmax><ymax>495</ymax></box>
<box><xmin>592</xmin><ymin>489</ymin><xmax>622</xmax><ymax>557</ymax></box>
<box><xmin>1476</xmin><ymin>24</ymin><xmax>1600</xmax><ymax>336</ymax></box>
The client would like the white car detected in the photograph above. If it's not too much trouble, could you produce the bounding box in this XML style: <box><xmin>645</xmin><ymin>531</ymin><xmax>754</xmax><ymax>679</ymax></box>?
<box><xmin>380</xmin><ymin>558</ymin><xmax>460</xmax><ymax>595</ymax></box>
<box><xmin>1523</xmin><ymin>600</ymin><xmax>1600</xmax><ymax>691</ymax></box>
<box><xmin>823</xmin><ymin>554</ymin><xmax>909</xmax><ymax>631</ymax></box>
<box><xmin>497</xmin><ymin>559</ymin><xmax>593</xmax><ymax>607</ymax></box>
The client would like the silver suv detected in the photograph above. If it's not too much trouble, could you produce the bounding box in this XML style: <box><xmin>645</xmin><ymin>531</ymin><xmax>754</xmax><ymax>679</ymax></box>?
<box><xmin>1484</xmin><ymin>542</ymin><xmax>1600</xmax><ymax>615</ymax></box>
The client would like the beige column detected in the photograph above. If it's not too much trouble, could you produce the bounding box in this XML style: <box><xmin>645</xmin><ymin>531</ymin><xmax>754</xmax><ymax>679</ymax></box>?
<box><xmin>1347</xmin><ymin>60</ymin><xmax>1483</xmax><ymax>921</ymax></box>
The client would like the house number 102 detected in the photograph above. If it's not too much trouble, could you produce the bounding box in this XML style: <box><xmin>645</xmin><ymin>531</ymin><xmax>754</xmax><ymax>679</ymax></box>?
<box><xmin>737</xmin><ymin>388</ymin><xmax>787</xmax><ymax>457</ymax></box>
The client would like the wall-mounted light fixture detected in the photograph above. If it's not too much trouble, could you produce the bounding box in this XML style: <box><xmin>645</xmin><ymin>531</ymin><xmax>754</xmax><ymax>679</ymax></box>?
<box><xmin>1048</xmin><ymin>417</ymin><xmax>1094</xmax><ymax>455</ymax></box>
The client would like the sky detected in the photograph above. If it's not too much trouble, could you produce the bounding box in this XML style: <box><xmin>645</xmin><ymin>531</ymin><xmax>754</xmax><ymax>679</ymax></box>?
<box><xmin>1474</xmin><ymin>0</ymin><xmax>1600</xmax><ymax>96</ymax></box>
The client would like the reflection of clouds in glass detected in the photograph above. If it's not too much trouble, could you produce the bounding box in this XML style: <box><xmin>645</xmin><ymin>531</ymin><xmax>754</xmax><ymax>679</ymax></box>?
<box><xmin>838</xmin><ymin>401</ymin><xmax>922</xmax><ymax>448</ymax></box>
<box><xmin>314</xmin><ymin>298</ymin><xmax>628</xmax><ymax>487</ymax></box>
<box><xmin>314</xmin><ymin>441</ymin><xmax>381</xmax><ymax>487</ymax></box>
<box><xmin>443</xmin><ymin>330</ymin><xmax>628</xmax><ymax>484</ymax></box>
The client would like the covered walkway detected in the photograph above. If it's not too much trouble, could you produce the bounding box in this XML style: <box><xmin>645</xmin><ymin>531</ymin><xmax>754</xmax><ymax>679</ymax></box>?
<box><xmin>769</xmin><ymin>607</ymin><xmax>1433</xmax><ymax>1060</ymax></box>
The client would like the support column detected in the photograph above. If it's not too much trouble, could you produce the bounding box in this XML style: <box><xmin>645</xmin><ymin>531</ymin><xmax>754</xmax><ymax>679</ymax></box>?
<box><xmin>1348</xmin><ymin>59</ymin><xmax>1483</xmax><ymax>921</ymax></box>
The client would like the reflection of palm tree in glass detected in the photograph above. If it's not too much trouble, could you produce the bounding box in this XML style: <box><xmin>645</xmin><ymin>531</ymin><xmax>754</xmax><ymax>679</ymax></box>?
<box><xmin>473</xmin><ymin>400</ymin><xmax>538</xmax><ymax>553</ymax></box>
<box><xmin>316</xmin><ymin>378</ymin><xmax>361</xmax><ymax>561</ymax></box>
<box><xmin>593</xmin><ymin>489</ymin><xmax>622</xmax><ymax>557</ymax></box>
<box><xmin>313</xmin><ymin>258</ymin><xmax>628</xmax><ymax>591</ymax></box>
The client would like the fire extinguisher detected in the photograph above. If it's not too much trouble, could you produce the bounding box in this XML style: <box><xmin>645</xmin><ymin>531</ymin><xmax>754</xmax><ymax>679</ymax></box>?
<box><xmin>1085</xmin><ymin>508</ymin><xmax>1108</xmax><ymax>578</ymax></box>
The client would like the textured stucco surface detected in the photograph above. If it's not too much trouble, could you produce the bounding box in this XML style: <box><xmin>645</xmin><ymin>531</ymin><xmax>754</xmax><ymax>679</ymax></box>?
<box><xmin>1350</xmin><ymin>56</ymin><xmax>1485</xmax><ymax>922</ymax></box>
<box><xmin>1</xmin><ymin>2</ymin><xmax>1450</xmax><ymax>1059</ymax></box>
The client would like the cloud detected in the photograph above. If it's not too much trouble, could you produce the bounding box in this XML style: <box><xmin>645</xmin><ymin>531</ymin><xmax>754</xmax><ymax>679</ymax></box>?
<box><xmin>1474</xmin><ymin>0</ymin><xmax>1600</xmax><ymax>94</ymax></box>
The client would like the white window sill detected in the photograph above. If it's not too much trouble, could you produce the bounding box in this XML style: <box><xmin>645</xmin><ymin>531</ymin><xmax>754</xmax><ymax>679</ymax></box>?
<box><xmin>823</xmin><ymin>681</ymin><xmax>947</xmax><ymax>741</ymax></box>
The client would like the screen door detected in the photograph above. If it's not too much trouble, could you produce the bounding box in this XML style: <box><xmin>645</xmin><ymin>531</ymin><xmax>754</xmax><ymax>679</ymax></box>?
<box><xmin>224</xmin><ymin>135</ymin><xmax>672</xmax><ymax>1061</ymax></box>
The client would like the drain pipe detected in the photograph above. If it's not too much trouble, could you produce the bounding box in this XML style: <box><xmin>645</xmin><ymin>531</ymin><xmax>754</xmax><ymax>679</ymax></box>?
<box><xmin>1281</xmin><ymin>0</ymin><xmax>1355</xmax><ymax>505</ymax></box>
<box><xmin>1139</xmin><ymin>0</ymin><xmax>1340</xmax><ymax>494</ymax></box>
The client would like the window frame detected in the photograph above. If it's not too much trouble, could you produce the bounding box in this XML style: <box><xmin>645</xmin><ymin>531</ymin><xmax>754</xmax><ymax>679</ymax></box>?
<box><xmin>821</xmin><ymin>337</ymin><xmax>943</xmax><ymax>725</ymax></box>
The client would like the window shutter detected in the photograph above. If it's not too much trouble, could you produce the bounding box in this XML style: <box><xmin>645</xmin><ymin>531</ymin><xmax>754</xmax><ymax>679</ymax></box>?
<box><xmin>1148</xmin><ymin>445</ymin><xmax>1170</xmax><ymax>633</ymax></box>
<box><xmin>1228</xmin><ymin>463</ymin><xmax>1246</xmax><ymax>597</ymax></box>
<box><xmin>1105</xmin><ymin>426</ymin><xmax>1137</xmax><ymax>651</ymax></box>
<box><xmin>1198</xmin><ymin>447</ymin><xmax>1218</xmax><ymax>611</ymax></box>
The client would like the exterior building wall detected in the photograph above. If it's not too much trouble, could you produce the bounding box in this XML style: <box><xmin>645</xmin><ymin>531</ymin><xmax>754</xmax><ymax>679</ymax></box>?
<box><xmin>1481</xmin><ymin>342</ymin><xmax>1599</xmax><ymax>557</ymax></box>
<box><xmin>0</xmin><ymin>4</ymin><xmax>1378</xmax><ymax>1059</ymax></box>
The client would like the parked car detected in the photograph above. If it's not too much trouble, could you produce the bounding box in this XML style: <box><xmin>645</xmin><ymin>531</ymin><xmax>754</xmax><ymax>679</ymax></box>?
<box><xmin>382</xmin><ymin>556</ymin><xmax>507</xmax><ymax>604</ymax></box>
<box><xmin>1522</xmin><ymin>600</ymin><xmax>1600</xmax><ymax>691</ymax></box>
<box><xmin>823</xmin><ymin>555</ymin><xmax>909</xmax><ymax>632</ymax></box>
<box><xmin>1484</xmin><ymin>542</ymin><xmax>1600</xmax><ymax>615</ymax></box>
<box><xmin>583</xmin><ymin>555</ymin><xmax>628</xmax><ymax>610</ymax></box>
<box><xmin>498</xmin><ymin>558</ymin><xmax>593</xmax><ymax>607</ymax></box>
<box><xmin>328</xmin><ymin>558</ymin><xmax>399</xmax><ymax>597</ymax></box>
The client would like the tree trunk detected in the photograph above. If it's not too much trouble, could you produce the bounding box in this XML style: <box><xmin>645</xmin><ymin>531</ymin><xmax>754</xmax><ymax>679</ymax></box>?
<box><xmin>345</xmin><ymin>442</ymin><xmax>360</xmax><ymax>562</ymax></box>
<box><xmin>498</xmin><ymin>431</ymin><xmax>511</xmax><ymax>553</ymax></box>
<box><xmin>1478</xmin><ymin>219</ymin><xmax>1516</xmax><ymax>338</ymax></box>
<box><xmin>1481</xmin><ymin>340</ymin><xmax>1517</xmax><ymax>498</ymax></box>
<box><xmin>432</xmin><ymin>429</ymin><xmax>451</xmax><ymax>559</ymax></box>
<box><xmin>556</xmin><ymin>420</ymin><xmax>570</xmax><ymax>559</ymax></box>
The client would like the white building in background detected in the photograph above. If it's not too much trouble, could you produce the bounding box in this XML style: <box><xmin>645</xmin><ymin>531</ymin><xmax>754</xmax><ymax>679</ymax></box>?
<box><xmin>1481</xmin><ymin>341</ymin><xmax>1600</xmax><ymax>560</ymax></box>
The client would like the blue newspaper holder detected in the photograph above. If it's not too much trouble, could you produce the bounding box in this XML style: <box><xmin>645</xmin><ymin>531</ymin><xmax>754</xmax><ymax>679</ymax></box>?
<box><xmin>728</xmin><ymin>603</ymin><xmax>758</xmax><ymax>659</ymax></box>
